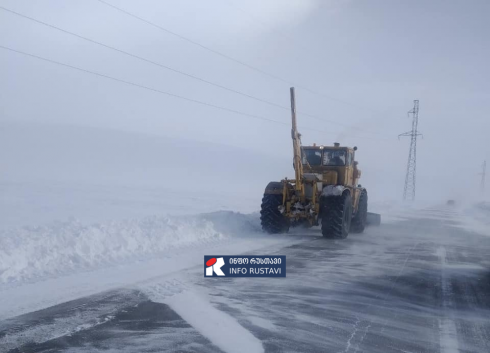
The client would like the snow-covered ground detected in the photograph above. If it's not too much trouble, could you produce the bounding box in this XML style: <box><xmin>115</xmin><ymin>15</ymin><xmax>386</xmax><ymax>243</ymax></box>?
<box><xmin>0</xmin><ymin>211</ymin><xmax>258</xmax><ymax>284</ymax></box>
<box><xmin>0</xmin><ymin>189</ymin><xmax>430</xmax><ymax>329</ymax></box>
<box><xmin>0</xmin><ymin>122</ymin><xmax>423</xmax><ymax>289</ymax></box>
<box><xmin>2</xmin><ymin>199</ymin><xmax>488</xmax><ymax>315</ymax></box>
<box><xmin>1</xmin><ymin>180</ymin><xmax>490</xmax><ymax>353</ymax></box>
<box><xmin>2</xmin><ymin>204</ymin><xmax>490</xmax><ymax>353</ymax></box>
<box><xmin>457</xmin><ymin>202</ymin><xmax>490</xmax><ymax>236</ymax></box>
<box><xmin>2</xmin><ymin>123</ymin><xmax>490</xmax><ymax>352</ymax></box>
<box><xmin>0</xmin><ymin>194</ymin><xmax>444</xmax><ymax>287</ymax></box>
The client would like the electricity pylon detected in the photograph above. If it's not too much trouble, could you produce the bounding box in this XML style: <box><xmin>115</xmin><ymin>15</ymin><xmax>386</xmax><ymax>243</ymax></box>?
<box><xmin>399</xmin><ymin>100</ymin><xmax>422</xmax><ymax>201</ymax></box>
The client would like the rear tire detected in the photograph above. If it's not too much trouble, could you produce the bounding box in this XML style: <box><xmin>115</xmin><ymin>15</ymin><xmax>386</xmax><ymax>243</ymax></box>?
<box><xmin>351</xmin><ymin>190</ymin><xmax>368</xmax><ymax>233</ymax></box>
<box><xmin>321</xmin><ymin>193</ymin><xmax>352</xmax><ymax>239</ymax></box>
<box><xmin>260</xmin><ymin>194</ymin><xmax>290</xmax><ymax>234</ymax></box>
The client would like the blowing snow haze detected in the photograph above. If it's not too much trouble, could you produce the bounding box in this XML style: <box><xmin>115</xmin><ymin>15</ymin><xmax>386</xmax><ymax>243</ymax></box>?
<box><xmin>1</xmin><ymin>0</ymin><xmax>490</xmax><ymax>219</ymax></box>
<box><xmin>2</xmin><ymin>2</ymin><xmax>490</xmax><ymax>353</ymax></box>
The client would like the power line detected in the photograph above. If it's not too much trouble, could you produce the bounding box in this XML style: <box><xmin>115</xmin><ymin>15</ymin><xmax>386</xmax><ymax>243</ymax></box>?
<box><xmin>399</xmin><ymin>100</ymin><xmax>422</xmax><ymax>201</ymax></box>
<box><xmin>1</xmin><ymin>45</ymin><xmax>391</xmax><ymax>142</ymax></box>
<box><xmin>0</xmin><ymin>45</ymin><xmax>284</xmax><ymax>126</ymax></box>
<box><xmin>96</xmin><ymin>0</ymin><xmax>292</xmax><ymax>85</ymax></box>
<box><xmin>0</xmin><ymin>6</ymin><xmax>284</xmax><ymax>112</ymax></box>
<box><xmin>96</xmin><ymin>0</ymin><xmax>385</xmax><ymax>116</ymax></box>
<box><xmin>0</xmin><ymin>5</ymin><xmax>390</xmax><ymax>138</ymax></box>
<box><xmin>223</xmin><ymin>1</ymin><xmax>384</xmax><ymax>114</ymax></box>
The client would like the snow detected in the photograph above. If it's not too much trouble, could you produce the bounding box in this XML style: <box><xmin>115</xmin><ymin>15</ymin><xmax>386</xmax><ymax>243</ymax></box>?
<box><xmin>368</xmin><ymin>199</ymin><xmax>490</xmax><ymax>227</ymax></box>
<box><xmin>1</xmin><ymin>196</ymin><xmax>488</xmax><ymax>352</ymax></box>
<box><xmin>0</xmin><ymin>211</ymin><xmax>260</xmax><ymax>285</ymax></box>
<box><xmin>0</xmin><ymin>197</ymin><xmax>438</xmax><ymax>287</ymax></box>
<box><xmin>2</xmin><ymin>123</ymin><xmax>489</xmax><ymax>352</ymax></box>
<box><xmin>0</xmin><ymin>216</ymin><xmax>304</xmax><ymax>321</ymax></box>
<box><xmin>457</xmin><ymin>202</ymin><xmax>490</xmax><ymax>236</ymax></box>
<box><xmin>436</xmin><ymin>246</ymin><xmax>460</xmax><ymax>353</ymax></box>
<box><xmin>158</xmin><ymin>291</ymin><xmax>264</xmax><ymax>353</ymax></box>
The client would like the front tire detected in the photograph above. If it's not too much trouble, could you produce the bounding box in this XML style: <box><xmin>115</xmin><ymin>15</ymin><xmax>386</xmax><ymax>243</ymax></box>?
<box><xmin>321</xmin><ymin>193</ymin><xmax>353</xmax><ymax>239</ymax></box>
<box><xmin>260</xmin><ymin>194</ymin><xmax>290</xmax><ymax>234</ymax></box>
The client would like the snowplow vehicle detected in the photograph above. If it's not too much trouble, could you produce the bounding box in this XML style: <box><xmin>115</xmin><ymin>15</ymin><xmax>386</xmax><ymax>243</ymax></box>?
<box><xmin>260</xmin><ymin>87</ymin><xmax>373</xmax><ymax>238</ymax></box>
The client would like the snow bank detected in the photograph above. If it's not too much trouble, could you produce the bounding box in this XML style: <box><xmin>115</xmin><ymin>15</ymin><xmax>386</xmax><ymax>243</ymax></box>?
<box><xmin>197</xmin><ymin>211</ymin><xmax>261</xmax><ymax>234</ymax></box>
<box><xmin>0</xmin><ymin>211</ymin><xmax>259</xmax><ymax>284</ymax></box>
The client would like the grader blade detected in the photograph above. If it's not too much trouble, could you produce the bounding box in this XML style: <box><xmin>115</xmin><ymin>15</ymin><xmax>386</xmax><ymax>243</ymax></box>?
<box><xmin>366</xmin><ymin>212</ymin><xmax>381</xmax><ymax>226</ymax></box>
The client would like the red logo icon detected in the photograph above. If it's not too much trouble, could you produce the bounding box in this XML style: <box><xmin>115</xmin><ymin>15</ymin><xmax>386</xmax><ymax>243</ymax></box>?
<box><xmin>206</xmin><ymin>258</ymin><xmax>217</xmax><ymax>267</ymax></box>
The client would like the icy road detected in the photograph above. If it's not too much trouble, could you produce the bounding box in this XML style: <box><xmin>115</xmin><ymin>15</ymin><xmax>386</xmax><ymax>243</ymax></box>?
<box><xmin>1</xmin><ymin>206</ymin><xmax>489</xmax><ymax>353</ymax></box>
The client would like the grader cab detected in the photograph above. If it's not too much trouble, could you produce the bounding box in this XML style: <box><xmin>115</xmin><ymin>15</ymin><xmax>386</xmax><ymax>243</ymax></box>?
<box><xmin>260</xmin><ymin>88</ymin><xmax>371</xmax><ymax>238</ymax></box>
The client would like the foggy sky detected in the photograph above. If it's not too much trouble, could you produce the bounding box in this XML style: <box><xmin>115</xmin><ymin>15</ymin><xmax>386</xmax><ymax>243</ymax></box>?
<box><xmin>1</xmin><ymin>0</ymin><xmax>489</xmax><ymax>202</ymax></box>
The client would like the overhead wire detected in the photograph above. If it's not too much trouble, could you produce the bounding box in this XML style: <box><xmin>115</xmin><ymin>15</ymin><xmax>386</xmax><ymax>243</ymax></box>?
<box><xmin>0</xmin><ymin>5</ymin><xmax>390</xmax><ymax>137</ymax></box>
<box><xmin>0</xmin><ymin>45</ymin><xmax>391</xmax><ymax>142</ymax></box>
<box><xmin>0</xmin><ymin>45</ymin><xmax>285</xmax><ymax>126</ymax></box>
<box><xmin>95</xmin><ymin>0</ymin><xmax>387</xmax><ymax>116</ymax></box>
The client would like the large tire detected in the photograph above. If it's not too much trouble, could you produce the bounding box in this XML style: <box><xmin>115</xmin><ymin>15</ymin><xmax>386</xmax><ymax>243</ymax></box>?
<box><xmin>260</xmin><ymin>194</ymin><xmax>290</xmax><ymax>234</ymax></box>
<box><xmin>351</xmin><ymin>190</ymin><xmax>368</xmax><ymax>233</ymax></box>
<box><xmin>321</xmin><ymin>193</ymin><xmax>353</xmax><ymax>239</ymax></box>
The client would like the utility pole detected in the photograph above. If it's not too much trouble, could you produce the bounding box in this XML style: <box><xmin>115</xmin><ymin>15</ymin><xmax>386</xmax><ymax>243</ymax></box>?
<box><xmin>399</xmin><ymin>100</ymin><xmax>422</xmax><ymax>201</ymax></box>
<box><xmin>480</xmin><ymin>160</ymin><xmax>487</xmax><ymax>193</ymax></box>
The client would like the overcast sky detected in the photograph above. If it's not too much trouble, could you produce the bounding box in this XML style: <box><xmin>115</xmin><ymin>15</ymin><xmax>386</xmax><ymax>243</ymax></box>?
<box><xmin>1</xmin><ymin>0</ymin><xmax>489</xmax><ymax>202</ymax></box>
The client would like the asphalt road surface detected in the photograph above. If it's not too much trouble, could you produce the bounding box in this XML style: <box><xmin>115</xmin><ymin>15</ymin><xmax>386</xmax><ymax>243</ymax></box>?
<box><xmin>1</xmin><ymin>206</ymin><xmax>489</xmax><ymax>353</ymax></box>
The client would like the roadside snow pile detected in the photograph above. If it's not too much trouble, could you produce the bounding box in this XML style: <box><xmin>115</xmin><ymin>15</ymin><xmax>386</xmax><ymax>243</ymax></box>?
<box><xmin>0</xmin><ymin>211</ymin><xmax>259</xmax><ymax>284</ymax></box>
<box><xmin>198</xmin><ymin>211</ymin><xmax>261</xmax><ymax>234</ymax></box>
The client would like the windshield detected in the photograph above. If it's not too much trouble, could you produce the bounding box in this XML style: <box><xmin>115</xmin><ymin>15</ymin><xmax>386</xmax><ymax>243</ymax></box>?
<box><xmin>323</xmin><ymin>149</ymin><xmax>346</xmax><ymax>166</ymax></box>
<box><xmin>302</xmin><ymin>149</ymin><xmax>322</xmax><ymax>165</ymax></box>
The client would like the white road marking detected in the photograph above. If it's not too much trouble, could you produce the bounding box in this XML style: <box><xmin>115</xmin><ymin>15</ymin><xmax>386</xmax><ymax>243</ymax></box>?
<box><xmin>145</xmin><ymin>281</ymin><xmax>264</xmax><ymax>353</ymax></box>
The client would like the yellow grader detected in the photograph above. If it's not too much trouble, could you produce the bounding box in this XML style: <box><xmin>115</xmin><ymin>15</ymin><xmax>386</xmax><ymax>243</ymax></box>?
<box><xmin>260</xmin><ymin>87</ymin><xmax>376</xmax><ymax>238</ymax></box>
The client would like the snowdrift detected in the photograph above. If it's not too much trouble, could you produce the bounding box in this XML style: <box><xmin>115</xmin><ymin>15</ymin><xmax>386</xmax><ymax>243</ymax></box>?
<box><xmin>0</xmin><ymin>211</ymin><xmax>260</xmax><ymax>284</ymax></box>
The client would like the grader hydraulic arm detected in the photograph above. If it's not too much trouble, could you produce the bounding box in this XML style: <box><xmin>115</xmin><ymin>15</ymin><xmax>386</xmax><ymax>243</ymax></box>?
<box><xmin>290</xmin><ymin>87</ymin><xmax>305</xmax><ymax>202</ymax></box>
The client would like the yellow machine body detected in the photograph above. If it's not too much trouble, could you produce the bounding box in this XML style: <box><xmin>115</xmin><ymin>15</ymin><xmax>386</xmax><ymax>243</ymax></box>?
<box><xmin>260</xmin><ymin>87</ymin><xmax>371</xmax><ymax>238</ymax></box>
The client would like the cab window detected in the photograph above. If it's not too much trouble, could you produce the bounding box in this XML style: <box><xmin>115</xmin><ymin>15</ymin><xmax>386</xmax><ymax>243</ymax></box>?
<box><xmin>323</xmin><ymin>150</ymin><xmax>346</xmax><ymax>166</ymax></box>
<box><xmin>302</xmin><ymin>149</ymin><xmax>322</xmax><ymax>165</ymax></box>
<box><xmin>346</xmin><ymin>153</ymin><xmax>352</xmax><ymax>166</ymax></box>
